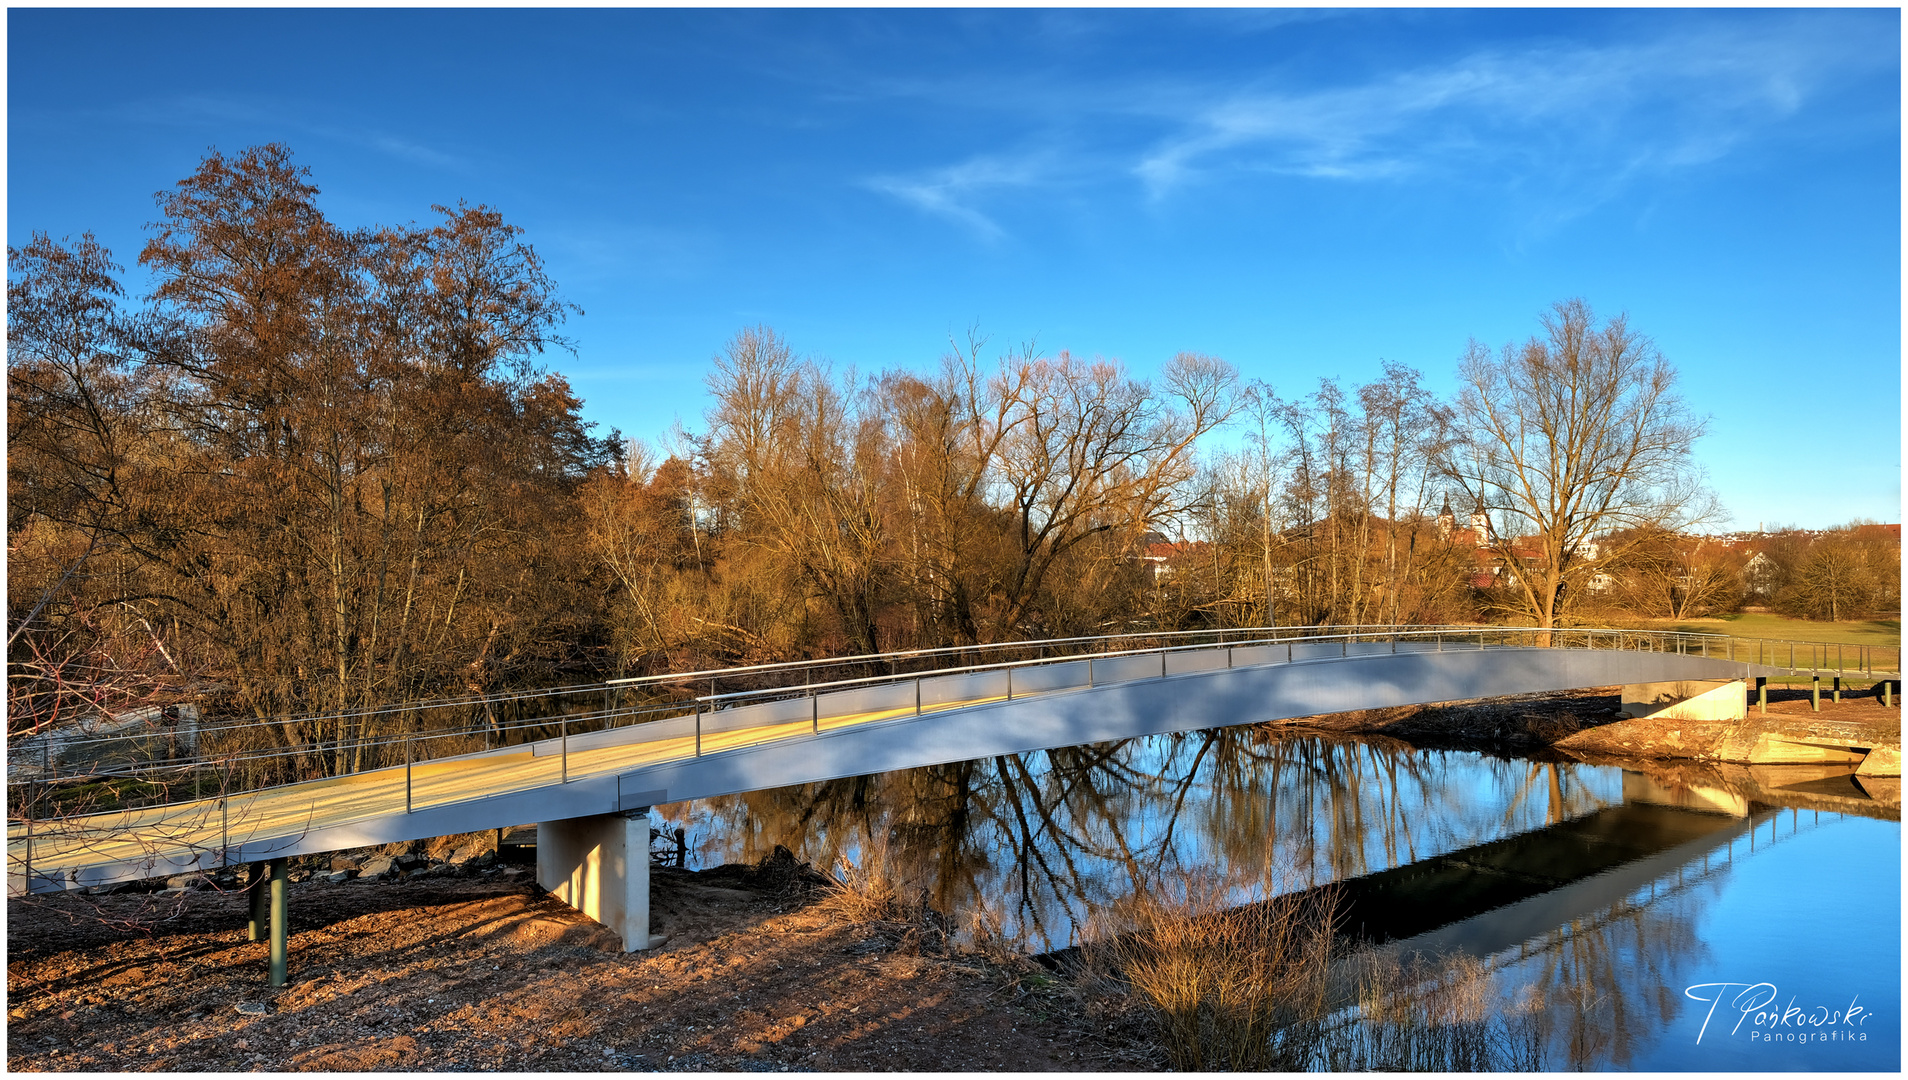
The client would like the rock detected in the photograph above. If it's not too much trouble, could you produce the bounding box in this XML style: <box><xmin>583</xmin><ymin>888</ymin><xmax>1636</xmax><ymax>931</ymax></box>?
<box><xmin>325</xmin><ymin>869</ymin><xmax>359</xmax><ymax>884</ymax></box>
<box><xmin>359</xmin><ymin>856</ymin><xmax>397</xmax><ymax>878</ymax></box>
<box><xmin>164</xmin><ymin>873</ymin><xmax>211</xmax><ymax>891</ymax></box>
<box><xmin>329</xmin><ymin>856</ymin><xmax>360</xmax><ymax>871</ymax></box>
<box><xmin>234</xmin><ymin>1003</ymin><xmax>268</xmax><ymax>1017</ymax></box>
<box><xmin>393</xmin><ymin>853</ymin><xmax>427</xmax><ymax>871</ymax></box>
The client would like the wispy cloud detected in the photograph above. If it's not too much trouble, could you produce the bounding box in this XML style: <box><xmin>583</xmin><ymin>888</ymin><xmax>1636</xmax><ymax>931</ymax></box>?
<box><xmin>862</xmin><ymin>14</ymin><xmax>1890</xmax><ymax>238</ymax></box>
<box><xmin>863</xmin><ymin>154</ymin><xmax>1055</xmax><ymax>242</ymax></box>
<box><xmin>98</xmin><ymin>94</ymin><xmax>472</xmax><ymax>173</ymax></box>
<box><xmin>1134</xmin><ymin>20</ymin><xmax>1885</xmax><ymax>201</ymax></box>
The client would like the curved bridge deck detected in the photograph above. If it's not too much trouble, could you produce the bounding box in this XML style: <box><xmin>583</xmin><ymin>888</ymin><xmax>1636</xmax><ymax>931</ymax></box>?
<box><xmin>15</xmin><ymin>625</ymin><xmax>1863</xmax><ymax>896</ymax></box>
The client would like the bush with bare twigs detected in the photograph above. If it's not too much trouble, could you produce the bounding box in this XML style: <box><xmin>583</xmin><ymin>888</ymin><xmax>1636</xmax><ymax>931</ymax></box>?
<box><xmin>1088</xmin><ymin>879</ymin><xmax>1339</xmax><ymax>1071</ymax></box>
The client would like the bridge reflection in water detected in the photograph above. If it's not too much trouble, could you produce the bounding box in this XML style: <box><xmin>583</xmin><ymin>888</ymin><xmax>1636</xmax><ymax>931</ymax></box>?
<box><xmin>660</xmin><ymin>729</ymin><xmax>1891</xmax><ymax>1069</ymax></box>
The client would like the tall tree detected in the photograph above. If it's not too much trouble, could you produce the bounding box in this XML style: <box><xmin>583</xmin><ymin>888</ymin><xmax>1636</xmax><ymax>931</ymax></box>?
<box><xmin>1441</xmin><ymin>299</ymin><xmax>1714</xmax><ymax>638</ymax></box>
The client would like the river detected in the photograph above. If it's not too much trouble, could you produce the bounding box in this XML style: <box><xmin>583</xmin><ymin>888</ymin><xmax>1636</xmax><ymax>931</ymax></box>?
<box><xmin>654</xmin><ymin>727</ymin><xmax>1899</xmax><ymax>1071</ymax></box>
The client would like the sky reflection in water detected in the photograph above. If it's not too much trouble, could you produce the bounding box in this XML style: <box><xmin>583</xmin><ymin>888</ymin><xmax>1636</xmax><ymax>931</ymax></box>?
<box><xmin>655</xmin><ymin>729</ymin><xmax>1899</xmax><ymax>1071</ymax></box>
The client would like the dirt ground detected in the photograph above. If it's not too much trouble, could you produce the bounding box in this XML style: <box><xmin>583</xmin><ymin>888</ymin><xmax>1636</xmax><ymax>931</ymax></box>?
<box><xmin>6</xmin><ymin>856</ymin><xmax>1157</xmax><ymax>1073</ymax></box>
<box><xmin>11</xmin><ymin>683</ymin><xmax>1896</xmax><ymax>1073</ymax></box>
<box><xmin>1292</xmin><ymin>682</ymin><xmax>1902</xmax><ymax>759</ymax></box>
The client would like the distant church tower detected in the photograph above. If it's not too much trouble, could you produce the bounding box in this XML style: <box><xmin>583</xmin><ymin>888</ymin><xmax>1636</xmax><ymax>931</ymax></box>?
<box><xmin>1469</xmin><ymin>504</ymin><xmax>1492</xmax><ymax>546</ymax></box>
<box><xmin>1435</xmin><ymin>496</ymin><xmax>1454</xmax><ymax>540</ymax></box>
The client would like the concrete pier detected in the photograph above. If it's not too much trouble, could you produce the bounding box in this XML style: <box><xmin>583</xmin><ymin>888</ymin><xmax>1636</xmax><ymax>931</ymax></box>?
<box><xmin>536</xmin><ymin>811</ymin><xmax>666</xmax><ymax>952</ymax></box>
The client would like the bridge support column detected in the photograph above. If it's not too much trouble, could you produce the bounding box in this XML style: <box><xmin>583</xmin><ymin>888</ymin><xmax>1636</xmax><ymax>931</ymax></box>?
<box><xmin>268</xmin><ymin>858</ymin><xmax>288</xmax><ymax>987</ymax></box>
<box><xmin>247</xmin><ymin>861</ymin><xmax>267</xmax><ymax>942</ymax></box>
<box><xmin>1619</xmin><ymin>679</ymin><xmax>1745</xmax><ymax>723</ymax></box>
<box><xmin>1756</xmin><ymin>677</ymin><xmax>1767</xmax><ymax>713</ymax></box>
<box><xmin>537</xmin><ymin>811</ymin><xmax>665</xmax><ymax>952</ymax></box>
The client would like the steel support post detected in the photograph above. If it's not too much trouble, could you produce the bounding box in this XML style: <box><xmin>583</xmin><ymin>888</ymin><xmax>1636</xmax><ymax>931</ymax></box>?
<box><xmin>1811</xmin><ymin>676</ymin><xmax>1820</xmax><ymax>713</ymax></box>
<box><xmin>1833</xmin><ymin>677</ymin><xmax>1842</xmax><ymax>704</ymax></box>
<box><xmin>1756</xmin><ymin>677</ymin><xmax>1767</xmax><ymax>713</ymax></box>
<box><xmin>268</xmin><ymin>857</ymin><xmax>288</xmax><ymax>987</ymax></box>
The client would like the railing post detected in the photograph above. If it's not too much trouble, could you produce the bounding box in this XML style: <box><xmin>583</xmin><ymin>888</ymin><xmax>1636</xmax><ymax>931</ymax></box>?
<box><xmin>695</xmin><ymin>700</ymin><xmax>703</xmax><ymax>756</ymax></box>
<box><xmin>916</xmin><ymin>678</ymin><xmax>922</xmax><ymax>716</ymax></box>
<box><xmin>1161</xmin><ymin>651</ymin><xmax>1168</xmax><ymax>678</ymax></box>
<box><xmin>405</xmin><ymin>737</ymin><xmax>413</xmax><ymax>813</ymax></box>
<box><xmin>1087</xmin><ymin>657</ymin><xmax>1095</xmax><ymax>688</ymax></box>
<box><xmin>811</xmin><ymin>690</ymin><xmax>819</xmax><ymax>735</ymax></box>
<box><xmin>1008</xmin><ymin>667</ymin><xmax>1015</xmax><ymax>701</ymax></box>
<box><xmin>561</xmin><ymin>716</ymin><xmax>568</xmax><ymax>784</ymax></box>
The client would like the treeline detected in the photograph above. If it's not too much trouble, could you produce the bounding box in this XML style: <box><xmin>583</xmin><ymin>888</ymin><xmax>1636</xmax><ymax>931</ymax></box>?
<box><xmin>9</xmin><ymin>146</ymin><xmax>618</xmax><ymax>758</ymax></box>
<box><xmin>1741</xmin><ymin>523</ymin><xmax>1901</xmax><ymax>621</ymax></box>
<box><xmin>8</xmin><ymin>145</ymin><xmax>1895</xmax><ymax>753</ymax></box>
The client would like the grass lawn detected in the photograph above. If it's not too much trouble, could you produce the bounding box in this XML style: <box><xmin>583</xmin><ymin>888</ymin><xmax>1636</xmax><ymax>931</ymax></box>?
<box><xmin>1640</xmin><ymin>611</ymin><xmax>1900</xmax><ymax>648</ymax></box>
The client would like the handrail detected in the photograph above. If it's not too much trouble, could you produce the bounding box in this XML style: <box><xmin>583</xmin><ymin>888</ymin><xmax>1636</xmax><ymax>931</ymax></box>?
<box><xmin>9</xmin><ymin>624</ymin><xmax>1898</xmax><ymax>822</ymax></box>
<box><xmin>12</xmin><ymin>624</ymin><xmax>1897</xmax><ymax>763</ymax></box>
<box><xmin>9</xmin><ymin>623</ymin><xmax>1441</xmax><ymax>751</ymax></box>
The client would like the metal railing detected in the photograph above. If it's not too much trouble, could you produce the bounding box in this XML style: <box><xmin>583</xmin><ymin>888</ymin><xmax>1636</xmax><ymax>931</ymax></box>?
<box><xmin>8</xmin><ymin>624</ymin><xmax>1899</xmax><ymax>825</ymax></box>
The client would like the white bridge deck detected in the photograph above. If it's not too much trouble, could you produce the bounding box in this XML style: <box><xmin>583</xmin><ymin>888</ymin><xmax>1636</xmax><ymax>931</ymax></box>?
<box><xmin>8</xmin><ymin>632</ymin><xmax>1783</xmax><ymax>895</ymax></box>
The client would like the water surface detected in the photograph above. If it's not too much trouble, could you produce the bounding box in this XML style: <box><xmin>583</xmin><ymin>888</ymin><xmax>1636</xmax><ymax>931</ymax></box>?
<box><xmin>654</xmin><ymin>727</ymin><xmax>1899</xmax><ymax>1071</ymax></box>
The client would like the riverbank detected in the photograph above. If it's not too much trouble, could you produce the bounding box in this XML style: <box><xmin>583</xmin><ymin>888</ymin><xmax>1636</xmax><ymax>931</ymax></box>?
<box><xmin>6</xmin><ymin>851</ymin><xmax>1157</xmax><ymax>1072</ymax></box>
<box><xmin>10</xmin><ymin>688</ymin><xmax>1899</xmax><ymax>1072</ymax></box>
<box><xmin>1288</xmin><ymin>683</ymin><xmax>1900</xmax><ymax>775</ymax></box>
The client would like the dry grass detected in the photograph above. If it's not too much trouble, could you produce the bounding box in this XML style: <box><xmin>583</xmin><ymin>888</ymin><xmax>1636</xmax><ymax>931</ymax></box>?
<box><xmin>1087</xmin><ymin>878</ymin><xmax>1339</xmax><ymax>1071</ymax></box>
<box><xmin>810</xmin><ymin>837</ymin><xmax>915</xmax><ymax>924</ymax></box>
<box><xmin>1082</xmin><ymin>879</ymin><xmax>1548</xmax><ymax>1072</ymax></box>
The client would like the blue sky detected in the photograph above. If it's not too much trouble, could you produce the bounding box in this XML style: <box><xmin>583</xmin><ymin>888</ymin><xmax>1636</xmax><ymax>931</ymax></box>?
<box><xmin>8</xmin><ymin>8</ymin><xmax>1900</xmax><ymax>530</ymax></box>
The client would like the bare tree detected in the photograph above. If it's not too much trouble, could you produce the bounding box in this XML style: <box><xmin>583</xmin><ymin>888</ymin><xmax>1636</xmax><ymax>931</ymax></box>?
<box><xmin>1441</xmin><ymin>299</ymin><xmax>1715</xmax><ymax>638</ymax></box>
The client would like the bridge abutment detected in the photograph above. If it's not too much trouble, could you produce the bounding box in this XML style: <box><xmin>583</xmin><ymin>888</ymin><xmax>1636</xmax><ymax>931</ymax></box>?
<box><xmin>1619</xmin><ymin>679</ymin><xmax>1746</xmax><ymax>723</ymax></box>
<box><xmin>536</xmin><ymin>810</ymin><xmax>666</xmax><ymax>952</ymax></box>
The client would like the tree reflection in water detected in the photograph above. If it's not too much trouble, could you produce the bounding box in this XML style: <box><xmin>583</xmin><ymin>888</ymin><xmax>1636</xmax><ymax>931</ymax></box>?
<box><xmin>656</xmin><ymin>729</ymin><xmax>1624</xmax><ymax>954</ymax></box>
<box><xmin>655</xmin><ymin>733</ymin><xmax>1865</xmax><ymax>1070</ymax></box>
<box><xmin>1479</xmin><ymin>821</ymin><xmax>1741</xmax><ymax>1069</ymax></box>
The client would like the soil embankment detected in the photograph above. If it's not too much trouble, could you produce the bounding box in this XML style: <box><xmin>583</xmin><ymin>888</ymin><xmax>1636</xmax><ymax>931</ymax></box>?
<box><xmin>1291</xmin><ymin>684</ymin><xmax>1900</xmax><ymax>763</ymax></box>
<box><xmin>7</xmin><ymin>854</ymin><xmax>1155</xmax><ymax>1072</ymax></box>
<box><xmin>1291</xmin><ymin>683</ymin><xmax>1901</xmax><ymax>815</ymax></box>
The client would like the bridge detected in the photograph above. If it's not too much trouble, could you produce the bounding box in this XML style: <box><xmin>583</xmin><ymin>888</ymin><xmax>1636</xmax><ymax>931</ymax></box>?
<box><xmin>8</xmin><ymin>624</ymin><xmax>1900</xmax><ymax>984</ymax></box>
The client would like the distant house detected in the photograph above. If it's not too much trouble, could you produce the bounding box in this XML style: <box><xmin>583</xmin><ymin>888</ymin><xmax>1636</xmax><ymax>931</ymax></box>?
<box><xmin>1141</xmin><ymin>539</ymin><xmax>1211</xmax><ymax>580</ymax></box>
